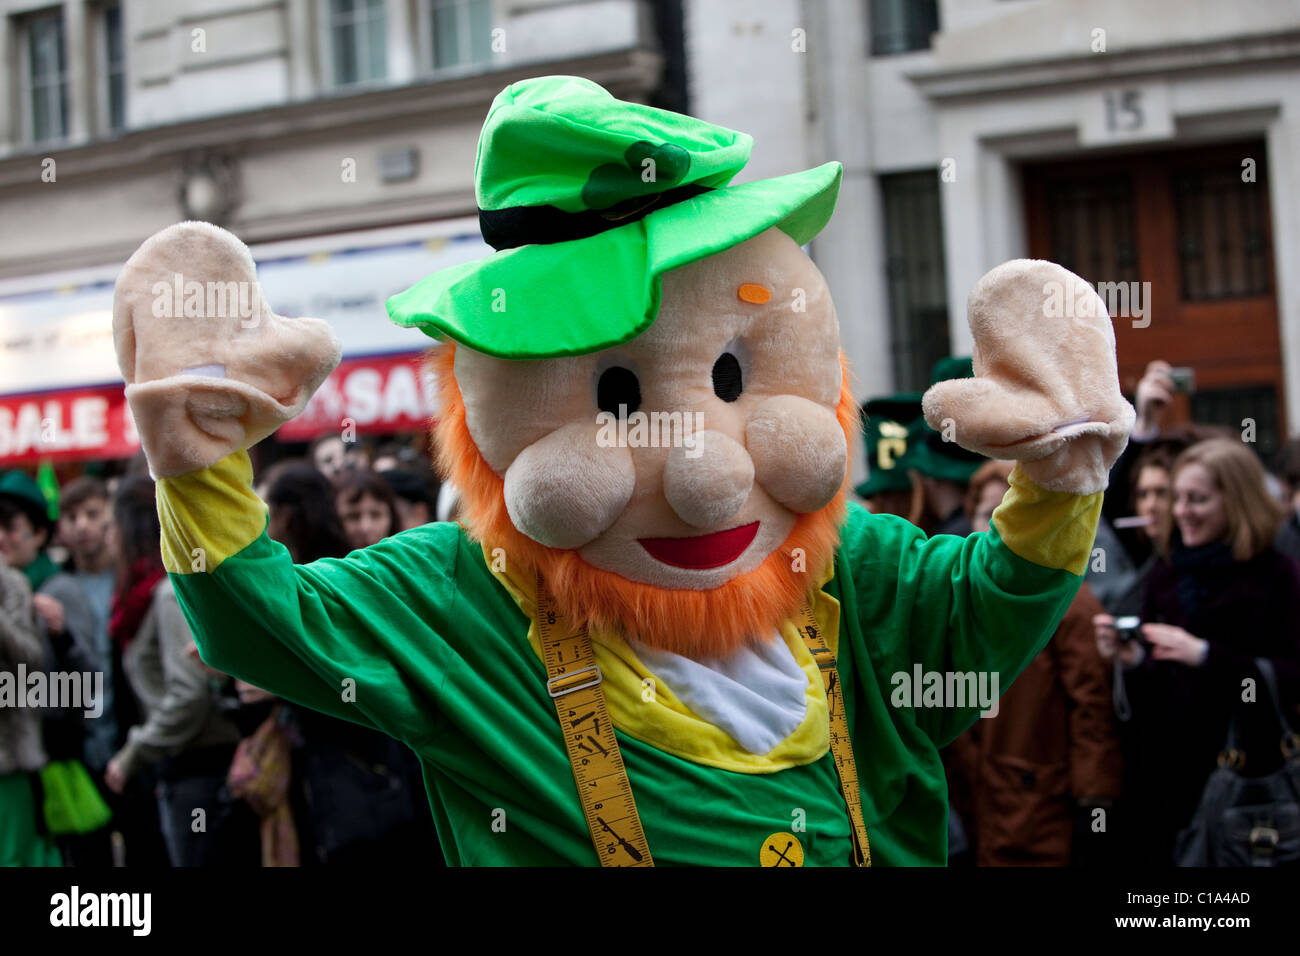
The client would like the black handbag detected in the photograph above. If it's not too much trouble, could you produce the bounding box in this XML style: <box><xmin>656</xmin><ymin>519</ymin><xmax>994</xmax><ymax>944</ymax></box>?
<box><xmin>1175</xmin><ymin>659</ymin><xmax>1300</xmax><ymax>866</ymax></box>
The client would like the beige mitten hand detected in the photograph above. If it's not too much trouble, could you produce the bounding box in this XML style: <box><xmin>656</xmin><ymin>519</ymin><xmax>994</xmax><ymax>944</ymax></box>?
<box><xmin>113</xmin><ymin>222</ymin><xmax>341</xmax><ymax>478</ymax></box>
<box><xmin>921</xmin><ymin>260</ymin><xmax>1135</xmax><ymax>495</ymax></box>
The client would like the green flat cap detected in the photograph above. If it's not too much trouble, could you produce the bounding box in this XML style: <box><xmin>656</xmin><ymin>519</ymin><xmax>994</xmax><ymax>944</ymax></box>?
<box><xmin>386</xmin><ymin>75</ymin><xmax>842</xmax><ymax>359</ymax></box>
<box><xmin>0</xmin><ymin>470</ymin><xmax>56</xmax><ymax>529</ymax></box>
<box><xmin>854</xmin><ymin>393</ymin><xmax>924</xmax><ymax>498</ymax></box>
<box><xmin>929</xmin><ymin>355</ymin><xmax>973</xmax><ymax>385</ymax></box>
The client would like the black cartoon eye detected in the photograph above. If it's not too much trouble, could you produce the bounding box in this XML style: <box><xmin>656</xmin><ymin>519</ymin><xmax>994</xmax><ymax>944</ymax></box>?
<box><xmin>597</xmin><ymin>366</ymin><xmax>641</xmax><ymax>416</ymax></box>
<box><xmin>712</xmin><ymin>352</ymin><xmax>743</xmax><ymax>402</ymax></box>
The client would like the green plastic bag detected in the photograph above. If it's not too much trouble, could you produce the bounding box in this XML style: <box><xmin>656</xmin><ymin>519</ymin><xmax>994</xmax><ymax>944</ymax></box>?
<box><xmin>39</xmin><ymin>760</ymin><xmax>112</xmax><ymax>835</ymax></box>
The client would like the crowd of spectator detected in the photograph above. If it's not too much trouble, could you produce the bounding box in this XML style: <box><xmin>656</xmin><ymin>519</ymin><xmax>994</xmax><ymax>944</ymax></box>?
<box><xmin>0</xmin><ymin>435</ymin><xmax>444</xmax><ymax>867</ymax></box>
<box><xmin>3</xmin><ymin>351</ymin><xmax>1298</xmax><ymax>867</ymax></box>
<box><xmin>860</xmin><ymin>358</ymin><xmax>1300</xmax><ymax>866</ymax></box>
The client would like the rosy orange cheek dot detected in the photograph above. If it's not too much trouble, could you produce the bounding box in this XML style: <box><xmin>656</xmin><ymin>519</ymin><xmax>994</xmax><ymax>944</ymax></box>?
<box><xmin>737</xmin><ymin>283</ymin><xmax>771</xmax><ymax>304</ymax></box>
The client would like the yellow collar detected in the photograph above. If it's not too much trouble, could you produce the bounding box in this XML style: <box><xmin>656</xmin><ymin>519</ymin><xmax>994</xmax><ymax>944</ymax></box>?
<box><xmin>486</xmin><ymin>544</ymin><xmax>841</xmax><ymax>774</ymax></box>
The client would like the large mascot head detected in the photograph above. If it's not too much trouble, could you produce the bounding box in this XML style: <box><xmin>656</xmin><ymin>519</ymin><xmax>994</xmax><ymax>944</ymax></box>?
<box><xmin>388</xmin><ymin>76</ymin><xmax>855</xmax><ymax>659</ymax></box>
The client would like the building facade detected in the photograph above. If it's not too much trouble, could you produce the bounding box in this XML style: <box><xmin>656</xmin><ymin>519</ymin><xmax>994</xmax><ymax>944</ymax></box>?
<box><xmin>3</xmin><ymin>0</ymin><xmax>1298</xmax><ymax>478</ymax></box>
<box><xmin>0</xmin><ymin>0</ymin><xmax>682</xmax><ymax>467</ymax></box>
<box><xmin>795</xmin><ymin>0</ymin><xmax>1299</xmax><ymax>464</ymax></box>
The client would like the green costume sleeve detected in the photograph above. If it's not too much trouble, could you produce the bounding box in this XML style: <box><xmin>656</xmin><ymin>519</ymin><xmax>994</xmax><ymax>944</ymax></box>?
<box><xmin>157</xmin><ymin>451</ymin><xmax>464</xmax><ymax>747</ymax></box>
<box><xmin>838</xmin><ymin>464</ymin><xmax>1100</xmax><ymax>748</ymax></box>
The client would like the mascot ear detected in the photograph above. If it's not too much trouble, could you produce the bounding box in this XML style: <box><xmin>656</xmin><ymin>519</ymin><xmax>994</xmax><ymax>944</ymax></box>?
<box><xmin>114</xmin><ymin>222</ymin><xmax>341</xmax><ymax>478</ymax></box>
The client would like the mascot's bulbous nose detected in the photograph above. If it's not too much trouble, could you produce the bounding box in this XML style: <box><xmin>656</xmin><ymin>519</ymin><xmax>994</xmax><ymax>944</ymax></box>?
<box><xmin>662</xmin><ymin>429</ymin><xmax>754</xmax><ymax>529</ymax></box>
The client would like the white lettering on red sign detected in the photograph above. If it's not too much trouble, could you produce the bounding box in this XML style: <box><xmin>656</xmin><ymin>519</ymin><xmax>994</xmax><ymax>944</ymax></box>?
<box><xmin>281</xmin><ymin>353</ymin><xmax>434</xmax><ymax>439</ymax></box>
<box><xmin>343</xmin><ymin>368</ymin><xmax>384</xmax><ymax>426</ymax></box>
<box><xmin>0</xmin><ymin>396</ymin><xmax>110</xmax><ymax>456</ymax></box>
<box><xmin>383</xmin><ymin>365</ymin><xmax>422</xmax><ymax>422</ymax></box>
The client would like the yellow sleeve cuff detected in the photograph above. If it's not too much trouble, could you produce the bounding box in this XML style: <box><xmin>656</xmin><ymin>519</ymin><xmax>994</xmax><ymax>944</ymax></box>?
<box><xmin>156</xmin><ymin>451</ymin><xmax>268</xmax><ymax>574</ymax></box>
<box><xmin>990</xmin><ymin>463</ymin><xmax>1103</xmax><ymax>576</ymax></box>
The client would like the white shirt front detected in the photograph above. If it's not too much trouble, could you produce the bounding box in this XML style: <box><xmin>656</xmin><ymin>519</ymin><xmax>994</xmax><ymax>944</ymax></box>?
<box><xmin>627</xmin><ymin>632</ymin><xmax>809</xmax><ymax>756</ymax></box>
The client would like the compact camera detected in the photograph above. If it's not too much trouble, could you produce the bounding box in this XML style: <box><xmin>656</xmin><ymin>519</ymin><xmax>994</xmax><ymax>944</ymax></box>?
<box><xmin>1113</xmin><ymin>615</ymin><xmax>1144</xmax><ymax>644</ymax></box>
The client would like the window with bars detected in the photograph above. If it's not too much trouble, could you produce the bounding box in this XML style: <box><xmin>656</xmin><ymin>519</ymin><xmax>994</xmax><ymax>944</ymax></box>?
<box><xmin>430</xmin><ymin>0</ymin><xmax>493</xmax><ymax>72</ymax></box>
<box><xmin>103</xmin><ymin>2</ymin><xmax>125</xmax><ymax>133</ymax></box>
<box><xmin>880</xmin><ymin>170</ymin><xmax>952</xmax><ymax>392</ymax></box>
<box><xmin>1173</xmin><ymin>164</ymin><xmax>1271</xmax><ymax>301</ymax></box>
<box><xmin>868</xmin><ymin>0</ymin><xmax>939</xmax><ymax>56</ymax></box>
<box><xmin>327</xmin><ymin>0</ymin><xmax>388</xmax><ymax>87</ymax></box>
<box><xmin>1043</xmin><ymin>173</ymin><xmax>1140</xmax><ymax>287</ymax></box>
<box><xmin>1191</xmin><ymin>385</ymin><xmax>1280</xmax><ymax>463</ymax></box>
<box><xmin>25</xmin><ymin>10</ymin><xmax>68</xmax><ymax>144</ymax></box>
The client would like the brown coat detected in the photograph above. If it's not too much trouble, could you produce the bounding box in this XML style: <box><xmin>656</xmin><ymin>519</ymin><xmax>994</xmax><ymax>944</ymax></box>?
<box><xmin>946</xmin><ymin>584</ymin><xmax>1122</xmax><ymax>865</ymax></box>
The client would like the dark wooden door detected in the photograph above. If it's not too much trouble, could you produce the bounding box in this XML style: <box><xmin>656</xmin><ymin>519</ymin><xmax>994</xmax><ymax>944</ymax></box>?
<box><xmin>1024</xmin><ymin>140</ymin><xmax>1284</xmax><ymax>457</ymax></box>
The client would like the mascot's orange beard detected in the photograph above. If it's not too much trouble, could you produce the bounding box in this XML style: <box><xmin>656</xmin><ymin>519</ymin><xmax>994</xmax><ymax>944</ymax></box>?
<box><xmin>429</xmin><ymin>344</ymin><xmax>859</xmax><ymax>660</ymax></box>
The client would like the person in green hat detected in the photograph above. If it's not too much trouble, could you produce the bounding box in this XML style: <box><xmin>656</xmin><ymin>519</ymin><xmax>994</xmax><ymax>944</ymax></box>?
<box><xmin>904</xmin><ymin>357</ymin><xmax>987</xmax><ymax>538</ymax></box>
<box><xmin>0</xmin><ymin>471</ymin><xmax>98</xmax><ymax>673</ymax></box>
<box><xmin>855</xmin><ymin>393</ymin><xmax>924</xmax><ymax>522</ymax></box>
<box><xmin>0</xmin><ymin>546</ymin><xmax>62</xmax><ymax>865</ymax></box>
<box><xmin>110</xmin><ymin>75</ymin><xmax>1136</xmax><ymax>866</ymax></box>
<box><xmin>0</xmin><ymin>470</ymin><xmax>105</xmax><ymax>861</ymax></box>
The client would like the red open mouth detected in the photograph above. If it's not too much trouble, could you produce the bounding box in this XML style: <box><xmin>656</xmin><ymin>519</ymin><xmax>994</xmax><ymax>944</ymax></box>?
<box><xmin>638</xmin><ymin>521</ymin><xmax>760</xmax><ymax>570</ymax></box>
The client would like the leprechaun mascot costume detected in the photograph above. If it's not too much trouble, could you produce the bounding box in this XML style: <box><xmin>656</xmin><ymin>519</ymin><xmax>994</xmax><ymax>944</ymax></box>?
<box><xmin>112</xmin><ymin>76</ymin><xmax>1134</xmax><ymax>866</ymax></box>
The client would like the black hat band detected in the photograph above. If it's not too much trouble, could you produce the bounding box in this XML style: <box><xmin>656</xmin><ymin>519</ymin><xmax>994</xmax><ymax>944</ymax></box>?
<box><xmin>479</xmin><ymin>183</ymin><xmax>714</xmax><ymax>251</ymax></box>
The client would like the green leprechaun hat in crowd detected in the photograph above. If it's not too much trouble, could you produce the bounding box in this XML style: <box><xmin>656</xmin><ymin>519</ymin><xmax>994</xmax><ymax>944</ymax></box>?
<box><xmin>386</xmin><ymin>75</ymin><xmax>843</xmax><ymax>359</ymax></box>
<box><xmin>854</xmin><ymin>393</ymin><xmax>924</xmax><ymax>499</ymax></box>
<box><xmin>0</xmin><ymin>469</ymin><xmax>57</xmax><ymax>530</ymax></box>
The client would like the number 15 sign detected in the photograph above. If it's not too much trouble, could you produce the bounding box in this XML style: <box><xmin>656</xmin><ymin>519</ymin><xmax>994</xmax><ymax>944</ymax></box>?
<box><xmin>1080</xmin><ymin>82</ymin><xmax>1174</xmax><ymax>146</ymax></box>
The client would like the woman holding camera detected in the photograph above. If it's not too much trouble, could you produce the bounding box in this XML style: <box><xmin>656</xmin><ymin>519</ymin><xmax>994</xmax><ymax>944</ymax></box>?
<box><xmin>1095</xmin><ymin>438</ymin><xmax>1300</xmax><ymax>864</ymax></box>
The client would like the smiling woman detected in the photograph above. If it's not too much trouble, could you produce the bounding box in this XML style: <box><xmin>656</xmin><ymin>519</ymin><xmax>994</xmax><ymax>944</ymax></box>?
<box><xmin>1172</xmin><ymin>440</ymin><xmax>1284</xmax><ymax>559</ymax></box>
<box><xmin>1108</xmin><ymin>437</ymin><xmax>1300</xmax><ymax>865</ymax></box>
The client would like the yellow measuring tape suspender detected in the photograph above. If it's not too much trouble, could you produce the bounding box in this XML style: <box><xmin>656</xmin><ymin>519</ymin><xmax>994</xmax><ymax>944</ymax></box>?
<box><xmin>536</xmin><ymin>573</ymin><xmax>654</xmax><ymax>866</ymax></box>
<box><xmin>536</xmin><ymin>573</ymin><xmax>870</xmax><ymax>867</ymax></box>
<box><xmin>793</xmin><ymin>601</ymin><xmax>872</xmax><ymax>867</ymax></box>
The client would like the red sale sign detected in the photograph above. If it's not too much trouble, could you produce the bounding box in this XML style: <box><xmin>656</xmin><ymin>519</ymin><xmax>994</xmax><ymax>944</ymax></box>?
<box><xmin>0</xmin><ymin>385</ymin><xmax>140</xmax><ymax>465</ymax></box>
<box><xmin>278</xmin><ymin>351</ymin><xmax>436</xmax><ymax>440</ymax></box>
<box><xmin>0</xmin><ymin>353</ymin><xmax>434</xmax><ymax>465</ymax></box>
